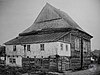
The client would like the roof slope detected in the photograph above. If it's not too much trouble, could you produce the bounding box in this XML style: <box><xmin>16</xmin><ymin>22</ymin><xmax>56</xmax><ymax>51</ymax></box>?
<box><xmin>20</xmin><ymin>3</ymin><xmax>84</xmax><ymax>35</ymax></box>
<box><xmin>5</xmin><ymin>32</ymin><xmax>69</xmax><ymax>45</ymax></box>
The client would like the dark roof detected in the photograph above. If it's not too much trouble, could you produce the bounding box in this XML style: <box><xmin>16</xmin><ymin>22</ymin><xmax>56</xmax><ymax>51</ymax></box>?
<box><xmin>20</xmin><ymin>3</ymin><xmax>84</xmax><ymax>35</ymax></box>
<box><xmin>4</xmin><ymin>3</ymin><xmax>92</xmax><ymax>45</ymax></box>
<box><xmin>5</xmin><ymin>32</ymin><xmax>69</xmax><ymax>45</ymax></box>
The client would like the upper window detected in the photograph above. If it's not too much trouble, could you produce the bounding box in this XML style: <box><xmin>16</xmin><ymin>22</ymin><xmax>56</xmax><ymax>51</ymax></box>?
<box><xmin>66</xmin><ymin>45</ymin><xmax>68</xmax><ymax>51</ymax></box>
<box><xmin>27</xmin><ymin>45</ymin><xmax>30</xmax><ymax>51</ymax></box>
<box><xmin>24</xmin><ymin>45</ymin><xmax>26</xmax><ymax>50</ymax></box>
<box><xmin>75</xmin><ymin>37</ymin><xmax>79</xmax><ymax>51</ymax></box>
<box><xmin>13</xmin><ymin>45</ymin><xmax>16</xmax><ymax>51</ymax></box>
<box><xmin>83</xmin><ymin>40</ymin><xmax>88</xmax><ymax>52</ymax></box>
<box><xmin>40</xmin><ymin>44</ymin><xmax>44</xmax><ymax>51</ymax></box>
<box><xmin>61</xmin><ymin>43</ymin><xmax>63</xmax><ymax>50</ymax></box>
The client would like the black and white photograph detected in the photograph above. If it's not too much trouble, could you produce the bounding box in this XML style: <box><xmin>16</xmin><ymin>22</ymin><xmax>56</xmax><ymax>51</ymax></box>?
<box><xmin>0</xmin><ymin>0</ymin><xmax>100</xmax><ymax>75</ymax></box>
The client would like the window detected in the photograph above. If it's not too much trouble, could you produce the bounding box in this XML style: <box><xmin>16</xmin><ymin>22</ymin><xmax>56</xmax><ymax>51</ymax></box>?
<box><xmin>61</xmin><ymin>43</ymin><xmax>63</xmax><ymax>50</ymax></box>
<box><xmin>83</xmin><ymin>40</ymin><xmax>88</xmax><ymax>52</ymax></box>
<box><xmin>27</xmin><ymin>56</ymin><xmax>29</xmax><ymax>58</ymax></box>
<box><xmin>13</xmin><ymin>45</ymin><xmax>16</xmax><ymax>51</ymax></box>
<box><xmin>27</xmin><ymin>45</ymin><xmax>30</xmax><ymax>51</ymax></box>
<box><xmin>75</xmin><ymin>37</ymin><xmax>79</xmax><ymax>51</ymax></box>
<box><xmin>66</xmin><ymin>45</ymin><xmax>68</xmax><ymax>51</ymax></box>
<box><xmin>40</xmin><ymin>44</ymin><xmax>44</xmax><ymax>51</ymax></box>
<box><xmin>24</xmin><ymin>45</ymin><xmax>26</xmax><ymax>50</ymax></box>
<box><xmin>9</xmin><ymin>58</ymin><xmax>12</xmax><ymax>63</ymax></box>
<box><xmin>9</xmin><ymin>58</ymin><xmax>16</xmax><ymax>64</ymax></box>
<box><xmin>41</xmin><ymin>56</ymin><xmax>43</xmax><ymax>58</ymax></box>
<box><xmin>13</xmin><ymin>59</ymin><xmax>16</xmax><ymax>63</ymax></box>
<box><xmin>87</xmin><ymin>42</ymin><xmax>90</xmax><ymax>51</ymax></box>
<box><xmin>24</xmin><ymin>45</ymin><xmax>26</xmax><ymax>57</ymax></box>
<box><xmin>34</xmin><ymin>56</ymin><xmax>36</xmax><ymax>58</ymax></box>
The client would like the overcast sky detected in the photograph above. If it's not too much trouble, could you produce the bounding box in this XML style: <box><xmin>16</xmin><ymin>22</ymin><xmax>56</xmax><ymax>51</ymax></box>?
<box><xmin>0</xmin><ymin>0</ymin><xmax>100</xmax><ymax>50</ymax></box>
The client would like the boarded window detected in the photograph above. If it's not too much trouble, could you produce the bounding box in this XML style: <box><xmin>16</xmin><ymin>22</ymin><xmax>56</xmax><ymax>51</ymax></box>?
<box><xmin>83</xmin><ymin>40</ymin><xmax>88</xmax><ymax>52</ymax></box>
<box><xmin>61</xmin><ymin>43</ymin><xmax>63</xmax><ymax>50</ymax></box>
<box><xmin>40</xmin><ymin>44</ymin><xmax>44</xmax><ymax>51</ymax></box>
<box><xmin>13</xmin><ymin>45</ymin><xmax>16</xmax><ymax>51</ymax></box>
<box><xmin>83</xmin><ymin>40</ymin><xmax>86</xmax><ymax>52</ymax></box>
<box><xmin>75</xmin><ymin>37</ymin><xmax>79</xmax><ymax>51</ymax></box>
<box><xmin>87</xmin><ymin>42</ymin><xmax>91</xmax><ymax>52</ymax></box>
<box><xmin>27</xmin><ymin>45</ymin><xmax>30</xmax><ymax>51</ymax></box>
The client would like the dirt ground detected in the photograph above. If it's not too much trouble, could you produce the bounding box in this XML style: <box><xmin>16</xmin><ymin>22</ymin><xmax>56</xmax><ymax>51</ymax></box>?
<box><xmin>22</xmin><ymin>64</ymin><xmax>100</xmax><ymax>75</ymax></box>
<box><xmin>63</xmin><ymin>64</ymin><xmax>100</xmax><ymax>75</ymax></box>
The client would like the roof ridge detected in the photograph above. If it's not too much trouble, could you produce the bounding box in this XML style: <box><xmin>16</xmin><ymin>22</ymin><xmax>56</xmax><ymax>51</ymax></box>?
<box><xmin>34</xmin><ymin>3</ymin><xmax>61</xmax><ymax>23</ymax></box>
<box><xmin>51</xmin><ymin>6</ymin><xmax>84</xmax><ymax>31</ymax></box>
<box><xmin>43</xmin><ymin>3</ymin><xmax>74</xmax><ymax>27</ymax></box>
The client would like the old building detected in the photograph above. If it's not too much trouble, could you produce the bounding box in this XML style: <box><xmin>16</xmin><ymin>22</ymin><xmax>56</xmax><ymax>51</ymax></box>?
<box><xmin>4</xmin><ymin>3</ymin><xmax>93</xmax><ymax>71</ymax></box>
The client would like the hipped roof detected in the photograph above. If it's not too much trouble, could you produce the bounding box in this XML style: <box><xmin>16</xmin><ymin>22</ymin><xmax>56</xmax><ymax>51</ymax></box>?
<box><xmin>4</xmin><ymin>3</ymin><xmax>93</xmax><ymax>45</ymax></box>
<box><xmin>20</xmin><ymin>3</ymin><xmax>84</xmax><ymax>35</ymax></box>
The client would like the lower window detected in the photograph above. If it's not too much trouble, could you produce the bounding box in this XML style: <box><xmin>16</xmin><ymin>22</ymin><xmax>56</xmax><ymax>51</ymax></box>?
<box><xmin>9</xmin><ymin>58</ymin><xmax>16</xmax><ymax>64</ymax></box>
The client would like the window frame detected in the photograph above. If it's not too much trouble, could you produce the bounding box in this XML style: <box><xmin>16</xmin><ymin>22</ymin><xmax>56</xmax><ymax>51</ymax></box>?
<box><xmin>60</xmin><ymin>43</ymin><xmax>63</xmax><ymax>50</ymax></box>
<box><xmin>83</xmin><ymin>40</ymin><xmax>88</xmax><ymax>52</ymax></box>
<box><xmin>40</xmin><ymin>44</ymin><xmax>45</xmax><ymax>51</ymax></box>
<box><xmin>24</xmin><ymin>45</ymin><xmax>26</xmax><ymax>50</ymax></box>
<box><xmin>66</xmin><ymin>44</ymin><xmax>68</xmax><ymax>51</ymax></box>
<box><xmin>27</xmin><ymin>45</ymin><xmax>30</xmax><ymax>51</ymax></box>
<box><xmin>9</xmin><ymin>58</ymin><xmax>16</xmax><ymax>64</ymax></box>
<box><xmin>13</xmin><ymin>45</ymin><xmax>16</xmax><ymax>51</ymax></box>
<box><xmin>75</xmin><ymin>37</ymin><xmax>80</xmax><ymax>51</ymax></box>
<box><xmin>9</xmin><ymin>58</ymin><xmax>13</xmax><ymax>63</ymax></box>
<box><xmin>13</xmin><ymin>59</ymin><xmax>16</xmax><ymax>63</ymax></box>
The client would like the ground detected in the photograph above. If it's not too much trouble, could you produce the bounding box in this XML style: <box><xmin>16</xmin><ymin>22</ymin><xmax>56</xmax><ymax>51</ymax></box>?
<box><xmin>0</xmin><ymin>64</ymin><xmax>100</xmax><ymax>75</ymax></box>
<box><xmin>63</xmin><ymin>64</ymin><xmax>100</xmax><ymax>75</ymax></box>
<box><xmin>22</xmin><ymin>64</ymin><xmax>100</xmax><ymax>75</ymax></box>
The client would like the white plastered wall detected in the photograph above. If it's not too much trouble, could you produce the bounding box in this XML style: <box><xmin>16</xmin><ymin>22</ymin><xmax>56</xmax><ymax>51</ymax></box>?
<box><xmin>57</xmin><ymin>42</ymin><xmax>71</xmax><ymax>56</ymax></box>
<box><xmin>6</xmin><ymin>45</ymin><xmax>23</xmax><ymax>67</ymax></box>
<box><xmin>26</xmin><ymin>42</ymin><xmax>59</xmax><ymax>58</ymax></box>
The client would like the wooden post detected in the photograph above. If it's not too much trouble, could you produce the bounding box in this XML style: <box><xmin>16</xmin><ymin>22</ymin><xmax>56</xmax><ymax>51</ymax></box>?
<box><xmin>56</xmin><ymin>55</ymin><xmax>59</xmax><ymax>72</ymax></box>
<box><xmin>61</xmin><ymin>57</ymin><xmax>62</xmax><ymax>71</ymax></box>
<box><xmin>41</xmin><ymin>56</ymin><xmax>43</xmax><ymax>66</ymax></box>
<box><xmin>48</xmin><ymin>56</ymin><xmax>50</xmax><ymax>70</ymax></box>
<box><xmin>24</xmin><ymin>45</ymin><xmax>26</xmax><ymax>58</ymax></box>
<box><xmin>56</xmin><ymin>57</ymin><xmax>58</xmax><ymax>72</ymax></box>
<box><xmin>28</xmin><ymin>57</ymin><xmax>30</xmax><ymax>75</ymax></box>
<box><xmin>81</xmin><ymin>38</ymin><xmax>83</xmax><ymax>69</ymax></box>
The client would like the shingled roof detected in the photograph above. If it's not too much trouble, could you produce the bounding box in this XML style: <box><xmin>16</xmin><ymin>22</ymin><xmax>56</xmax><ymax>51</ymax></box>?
<box><xmin>5</xmin><ymin>3</ymin><xmax>92</xmax><ymax>45</ymax></box>
<box><xmin>5</xmin><ymin>32</ymin><xmax>69</xmax><ymax>45</ymax></box>
<box><xmin>20</xmin><ymin>3</ymin><xmax>84</xmax><ymax>35</ymax></box>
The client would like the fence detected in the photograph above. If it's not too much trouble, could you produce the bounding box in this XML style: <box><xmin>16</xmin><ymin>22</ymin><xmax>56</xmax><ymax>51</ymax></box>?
<box><xmin>22</xmin><ymin>56</ymin><xmax>70</xmax><ymax>72</ymax></box>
